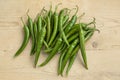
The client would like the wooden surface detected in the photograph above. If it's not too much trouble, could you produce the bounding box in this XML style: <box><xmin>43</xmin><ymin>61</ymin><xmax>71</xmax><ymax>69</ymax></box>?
<box><xmin>0</xmin><ymin>0</ymin><xmax>120</xmax><ymax>80</ymax></box>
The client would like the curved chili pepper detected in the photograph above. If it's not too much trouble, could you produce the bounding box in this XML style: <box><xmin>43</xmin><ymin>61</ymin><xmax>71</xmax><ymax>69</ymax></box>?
<box><xmin>14</xmin><ymin>18</ymin><xmax>30</xmax><ymax>57</ymax></box>
<box><xmin>27</xmin><ymin>15</ymin><xmax>35</xmax><ymax>56</ymax></box>
<box><xmin>34</xmin><ymin>25</ymin><xmax>46</xmax><ymax>67</ymax></box>
<box><xmin>78</xmin><ymin>23</ymin><xmax>88</xmax><ymax>69</ymax></box>
<box><xmin>48</xmin><ymin>8</ymin><xmax>59</xmax><ymax>46</ymax></box>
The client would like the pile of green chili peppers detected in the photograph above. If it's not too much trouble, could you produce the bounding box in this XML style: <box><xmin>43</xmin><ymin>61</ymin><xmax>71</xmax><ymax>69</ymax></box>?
<box><xmin>14</xmin><ymin>4</ymin><xmax>99</xmax><ymax>76</ymax></box>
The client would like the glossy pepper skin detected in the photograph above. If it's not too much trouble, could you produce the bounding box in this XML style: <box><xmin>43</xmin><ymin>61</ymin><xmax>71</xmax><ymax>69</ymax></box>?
<box><xmin>46</xmin><ymin>16</ymin><xmax>51</xmax><ymax>43</ymax></box>
<box><xmin>48</xmin><ymin>12</ymin><xmax>58</xmax><ymax>46</ymax></box>
<box><xmin>33</xmin><ymin>22</ymin><xmax>38</xmax><ymax>53</ymax></box>
<box><xmin>37</xmin><ymin>16</ymin><xmax>49</xmax><ymax>49</ymax></box>
<box><xmin>27</xmin><ymin>16</ymin><xmax>35</xmax><ymax>56</ymax></box>
<box><xmin>37</xmin><ymin>16</ymin><xmax>42</xmax><ymax>33</ymax></box>
<box><xmin>14</xmin><ymin>24</ymin><xmax>30</xmax><ymax>57</ymax></box>
<box><xmin>58</xmin><ymin>9</ymin><xmax>70</xmax><ymax>46</ymax></box>
<box><xmin>78</xmin><ymin>24</ymin><xmax>88</xmax><ymax>69</ymax></box>
<box><xmin>34</xmin><ymin>25</ymin><xmax>46</xmax><ymax>67</ymax></box>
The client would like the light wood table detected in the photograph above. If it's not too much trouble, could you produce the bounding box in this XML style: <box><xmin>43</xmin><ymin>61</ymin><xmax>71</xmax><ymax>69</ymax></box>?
<box><xmin>0</xmin><ymin>0</ymin><xmax>120</xmax><ymax>80</ymax></box>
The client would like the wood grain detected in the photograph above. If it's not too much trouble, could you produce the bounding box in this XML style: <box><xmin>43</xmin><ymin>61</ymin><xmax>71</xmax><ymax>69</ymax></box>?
<box><xmin>0</xmin><ymin>0</ymin><xmax>120</xmax><ymax>80</ymax></box>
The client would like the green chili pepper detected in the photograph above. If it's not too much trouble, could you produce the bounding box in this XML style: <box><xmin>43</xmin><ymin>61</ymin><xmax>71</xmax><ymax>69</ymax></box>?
<box><xmin>27</xmin><ymin>15</ymin><xmax>35</xmax><ymax>56</ymax></box>
<box><xmin>85</xmin><ymin>28</ymin><xmax>99</xmax><ymax>42</ymax></box>
<box><xmin>44</xmin><ymin>8</ymin><xmax>70</xmax><ymax>53</ymax></box>
<box><xmin>14</xmin><ymin>18</ymin><xmax>30</xmax><ymax>57</ymax></box>
<box><xmin>48</xmin><ymin>4</ymin><xmax>53</xmax><ymax>28</ymax></box>
<box><xmin>45</xmin><ymin>32</ymin><xmax>78</xmax><ymax>54</ymax></box>
<box><xmin>44</xmin><ymin>35</ymin><xmax>59</xmax><ymax>53</ymax></box>
<box><xmin>78</xmin><ymin>23</ymin><xmax>88</xmax><ymax>69</ymax></box>
<box><xmin>62</xmin><ymin>15</ymin><xmax>69</xmax><ymax>26</ymax></box>
<box><xmin>62</xmin><ymin>7</ymin><xmax>71</xmax><ymax>26</ymax></box>
<box><xmin>68</xmin><ymin>33</ymin><xmax>79</xmax><ymax>43</ymax></box>
<box><xmin>37</xmin><ymin>16</ymin><xmax>49</xmax><ymax>49</ymax></box>
<box><xmin>59</xmin><ymin>8</ymin><xmax>70</xmax><ymax>46</ymax></box>
<box><xmin>46</xmin><ymin>16</ymin><xmax>51</xmax><ymax>43</ymax></box>
<box><xmin>58</xmin><ymin>48</ymin><xmax>67</xmax><ymax>75</ymax></box>
<box><xmin>58</xmin><ymin>28</ymin><xmax>88</xmax><ymax>54</ymax></box>
<box><xmin>66</xmin><ymin>52</ymin><xmax>78</xmax><ymax>76</ymax></box>
<box><xmin>51</xmin><ymin>34</ymin><xmax>59</xmax><ymax>47</ymax></box>
<box><xmin>69</xmin><ymin>29</ymin><xmax>96</xmax><ymax>57</ymax></box>
<box><xmin>70</xmin><ymin>18</ymin><xmax>96</xmax><ymax>32</ymax></box>
<box><xmin>33</xmin><ymin>22</ymin><xmax>38</xmax><ymax>53</ymax></box>
<box><xmin>85</xmin><ymin>31</ymin><xmax>93</xmax><ymax>41</ymax></box>
<box><xmin>48</xmin><ymin>4</ymin><xmax>53</xmax><ymax>20</ymax></box>
<box><xmin>63</xmin><ymin>6</ymin><xmax>78</xmax><ymax>34</ymax></box>
<box><xmin>48</xmin><ymin>10</ymin><xmax>69</xmax><ymax>46</ymax></box>
<box><xmin>48</xmin><ymin>6</ymin><xmax>59</xmax><ymax>46</ymax></box>
<box><xmin>66</xmin><ymin>23</ymin><xmax>88</xmax><ymax>38</ymax></box>
<box><xmin>49</xmin><ymin>3</ymin><xmax>62</xmax><ymax>30</ymax></box>
<box><xmin>64</xmin><ymin>15</ymin><xmax>77</xmax><ymax>34</ymax></box>
<box><xmin>34</xmin><ymin>25</ymin><xmax>46</xmax><ymax>67</ymax></box>
<box><xmin>61</xmin><ymin>39</ymin><xmax>79</xmax><ymax>76</ymax></box>
<box><xmin>44</xmin><ymin>27</ymin><xmax>79</xmax><ymax>54</ymax></box>
<box><xmin>70</xmin><ymin>45</ymin><xmax>79</xmax><ymax>57</ymax></box>
<box><xmin>37</xmin><ymin>16</ymin><xmax>42</xmax><ymax>33</ymax></box>
<box><xmin>63</xmin><ymin>29</ymin><xmax>96</xmax><ymax>75</ymax></box>
<box><xmin>67</xmin><ymin>23</ymin><xmax>96</xmax><ymax>43</ymax></box>
<box><xmin>39</xmin><ymin>38</ymin><xmax>62</xmax><ymax>67</ymax></box>
<box><xmin>66</xmin><ymin>27</ymin><xmax>78</xmax><ymax>38</ymax></box>
<box><xmin>66</xmin><ymin>28</ymin><xmax>97</xmax><ymax>75</ymax></box>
